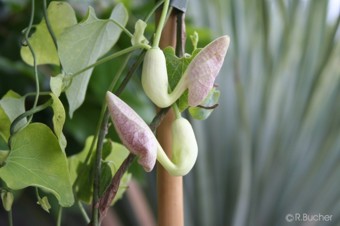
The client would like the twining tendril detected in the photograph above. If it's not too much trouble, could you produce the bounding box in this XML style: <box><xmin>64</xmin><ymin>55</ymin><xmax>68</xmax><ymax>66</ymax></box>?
<box><xmin>22</xmin><ymin>0</ymin><xmax>40</xmax><ymax>126</ymax></box>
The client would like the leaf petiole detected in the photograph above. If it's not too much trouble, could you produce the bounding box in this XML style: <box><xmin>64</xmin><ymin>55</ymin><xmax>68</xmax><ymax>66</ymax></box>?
<box><xmin>69</xmin><ymin>44</ymin><xmax>150</xmax><ymax>80</ymax></box>
<box><xmin>108</xmin><ymin>19</ymin><xmax>134</xmax><ymax>38</ymax></box>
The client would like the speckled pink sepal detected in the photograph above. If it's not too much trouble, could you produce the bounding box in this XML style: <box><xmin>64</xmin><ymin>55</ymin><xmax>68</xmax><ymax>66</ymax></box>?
<box><xmin>187</xmin><ymin>35</ymin><xmax>230</xmax><ymax>106</ymax></box>
<box><xmin>106</xmin><ymin>92</ymin><xmax>157</xmax><ymax>172</ymax></box>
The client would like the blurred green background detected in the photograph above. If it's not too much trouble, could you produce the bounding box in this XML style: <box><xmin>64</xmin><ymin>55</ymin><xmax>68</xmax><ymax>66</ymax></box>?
<box><xmin>0</xmin><ymin>0</ymin><xmax>339</xmax><ymax>225</ymax></box>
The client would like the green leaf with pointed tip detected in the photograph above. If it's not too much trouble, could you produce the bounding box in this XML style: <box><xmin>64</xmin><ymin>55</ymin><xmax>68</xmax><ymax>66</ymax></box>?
<box><xmin>68</xmin><ymin>136</ymin><xmax>131</xmax><ymax>205</ymax></box>
<box><xmin>0</xmin><ymin>123</ymin><xmax>74</xmax><ymax>207</ymax></box>
<box><xmin>0</xmin><ymin>91</ymin><xmax>26</xmax><ymax>141</ymax></box>
<box><xmin>163</xmin><ymin>47</ymin><xmax>201</xmax><ymax>111</ymax></box>
<box><xmin>20</xmin><ymin>1</ymin><xmax>77</xmax><ymax>66</ymax></box>
<box><xmin>189</xmin><ymin>88</ymin><xmax>220</xmax><ymax>120</ymax></box>
<box><xmin>58</xmin><ymin>3</ymin><xmax>128</xmax><ymax>117</ymax></box>
<box><xmin>50</xmin><ymin>93</ymin><xmax>67</xmax><ymax>150</ymax></box>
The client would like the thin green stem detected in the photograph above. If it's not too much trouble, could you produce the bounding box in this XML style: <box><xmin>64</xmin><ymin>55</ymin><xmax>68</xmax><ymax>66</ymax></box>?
<box><xmin>89</xmin><ymin>51</ymin><xmax>139</xmax><ymax>226</ymax></box>
<box><xmin>172</xmin><ymin>103</ymin><xmax>181</xmax><ymax>119</ymax></box>
<box><xmin>145</xmin><ymin>0</ymin><xmax>165</xmax><ymax>23</ymax></box>
<box><xmin>91</xmin><ymin>111</ymin><xmax>109</xmax><ymax>226</ymax></box>
<box><xmin>115</xmin><ymin>51</ymin><xmax>145</xmax><ymax>95</ymax></box>
<box><xmin>108</xmin><ymin>54</ymin><xmax>131</xmax><ymax>92</ymax></box>
<box><xmin>24</xmin><ymin>0</ymin><xmax>39</xmax><ymax>124</ymax></box>
<box><xmin>79</xmin><ymin>55</ymin><xmax>131</xmax><ymax>182</ymax></box>
<box><xmin>56</xmin><ymin>205</ymin><xmax>62</xmax><ymax>226</ymax></box>
<box><xmin>43</xmin><ymin>0</ymin><xmax>61</xmax><ymax>71</ymax></box>
<box><xmin>78</xmin><ymin>201</ymin><xmax>90</xmax><ymax>224</ymax></box>
<box><xmin>72</xmin><ymin>52</ymin><xmax>129</xmax><ymax>190</ymax></box>
<box><xmin>8</xmin><ymin>98</ymin><xmax>53</xmax><ymax>149</ymax></box>
<box><xmin>69</xmin><ymin>44</ymin><xmax>149</xmax><ymax>80</ymax></box>
<box><xmin>109</xmin><ymin>19</ymin><xmax>133</xmax><ymax>38</ymax></box>
<box><xmin>153</xmin><ymin>0</ymin><xmax>170</xmax><ymax>47</ymax></box>
<box><xmin>35</xmin><ymin>187</ymin><xmax>41</xmax><ymax>199</ymax></box>
<box><xmin>9</xmin><ymin>98</ymin><xmax>52</xmax><ymax>136</ymax></box>
<box><xmin>8</xmin><ymin>209</ymin><xmax>13</xmax><ymax>226</ymax></box>
<box><xmin>43</xmin><ymin>0</ymin><xmax>58</xmax><ymax>52</ymax></box>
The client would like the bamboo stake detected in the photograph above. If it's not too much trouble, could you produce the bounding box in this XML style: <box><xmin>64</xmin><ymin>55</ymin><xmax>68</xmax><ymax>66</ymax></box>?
<box><xmin>156</xmin><ymin>11</ymin><xmax>184</xmax><ymax>226</ymax></box>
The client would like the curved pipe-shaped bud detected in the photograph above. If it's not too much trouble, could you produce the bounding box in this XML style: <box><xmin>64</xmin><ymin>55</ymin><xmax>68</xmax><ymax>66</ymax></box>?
<box><xmin>141</xmin><ymin>47</ymin><xmax>188</xmax><ymax>108</ymax></box>
<box><xmin>106</xmin><ymin>91</ymin><xmax>157</xmax><ymax>172</ymax></box>
<box><xmin>156</xmin><ymin>117</ymin><xmax>198</xmax><ymax>176</ymax></box>
<box><xmin>141</xmin><ymin>36</ymin><xmax>230</xmax><ymax>108</ymax></box>
<box><xmin>106</xmin><ymin>92</ymin><xmax>198</xmax><ymax>176</ymax></box>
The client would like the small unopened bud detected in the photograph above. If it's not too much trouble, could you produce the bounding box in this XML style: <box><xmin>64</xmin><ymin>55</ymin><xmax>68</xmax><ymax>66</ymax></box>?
<box><xmin>1</xmin><ymin>190</ymin><xmax>14</xmax><ymax>212</ymax></box>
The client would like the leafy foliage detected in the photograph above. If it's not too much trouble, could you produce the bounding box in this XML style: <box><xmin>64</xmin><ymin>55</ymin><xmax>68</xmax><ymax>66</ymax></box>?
<box><xmin>20</xmin><ymin>1</ymin><xmax>77</xmax><ymax>66</ymax></box>
<box><xmin>58</xmin><ymin>3</ymin><xmax>128</xmax><ymax>116</ymax></box>
<box><xmin>0</xmin><ymin>91</ymin><xmax>26</xmax><ymax>141</ymax></box>
<box><xmin>68</xmin><ymin>136</ymin><xmax>131</xmax><ymax>205</ymax></box>
<box><xmin>0</xmin><ymin>123</ymin><xmax>74</xmax><ymax>207</ymax></box>
<box><xmin>1</xmin><ymin>0</ymin><xmax>133</xmax><ymax>218</ymax></box>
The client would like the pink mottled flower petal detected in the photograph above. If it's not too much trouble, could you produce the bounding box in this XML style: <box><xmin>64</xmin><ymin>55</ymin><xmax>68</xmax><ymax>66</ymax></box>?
<box><xmin>187</xmin><ymin>35</ymin><xmax>230</xmax><ymax>106</ymax></box>
<box><xmin>106</xmin><ymin>91</ymin><xmax>157</xmax><ymax>172</ymax></box>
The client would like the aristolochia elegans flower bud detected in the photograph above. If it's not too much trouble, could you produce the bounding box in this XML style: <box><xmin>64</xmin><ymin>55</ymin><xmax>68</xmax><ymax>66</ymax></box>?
<box><xmin>141</xmin><ymin>47</ymin><xmax>188</xmax><ymax>108</ymax></box>
<box><xmin>106</xmin><ymin>91</ymin><xmax>157</xmax><ymax>172</ymax></box>
<box><xmin>106</xmin><ymin>92</ymin><xmax>198</xmax><ymax>176</ymax></box>
<box><xmin>141</xmin><ymin>35</ymin><xmax>230</xmax><ymax>108</ymax></box>
<box><xmin>156</xmin><ymin>117</ymin><xmax>198</xmax><ymax>176</ymax></box>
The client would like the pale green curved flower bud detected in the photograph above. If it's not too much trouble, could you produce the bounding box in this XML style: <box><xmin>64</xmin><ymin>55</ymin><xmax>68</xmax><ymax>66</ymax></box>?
<box><xmin>141</xmin><ymin>35</ymin><xmax>230</xmax><ymax>108</ymax></box>
<box><xmin>156</xmin><ymin>117</ymin><xmax>198</xmax><ymax>176</ymax></box>
<box><xmin>141</xmin><ymin>47</ymin><xmax>188</xmax><ymax>108</ymax></box>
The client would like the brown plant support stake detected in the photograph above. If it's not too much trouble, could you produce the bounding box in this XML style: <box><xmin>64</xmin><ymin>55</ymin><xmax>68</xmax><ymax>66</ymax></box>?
<box><xmin>156</xmin><ymin>8</ymin><xmax>185</xmax><ymax>226</ymax></box>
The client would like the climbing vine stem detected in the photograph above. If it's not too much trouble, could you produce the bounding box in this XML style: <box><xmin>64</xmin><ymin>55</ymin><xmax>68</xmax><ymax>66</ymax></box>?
<box><xmin>23</xmin><ymin>0</ymin><xmax>40</xmax><ymax>125</ymax></box>
<box><xmin>153</xmin><ymin>0</ymin><xmax>170</xmax><ymax>47</ymax></box>
<box><xmin>89</xmin><ymin>49</ymin><xmax>145</xmax><ymax>226</ymax></box>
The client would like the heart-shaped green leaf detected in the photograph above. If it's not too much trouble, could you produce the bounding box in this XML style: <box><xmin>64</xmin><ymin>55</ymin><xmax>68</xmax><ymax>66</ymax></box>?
<box><xmin>58</xmin><ymin>3</ymin><xmax>128</xmax><ymax>117</ymax></box>
<box><xmin>163</xmin><ymin>47</ymin><xmax>200</xmax><ymax>111</ymax></box>
<box><xmin>20</xmin><ymin>1</ymin><xmax>77</xmax><ymax>66</ymax></box>
<box><xmin>0</xmin><ymin>123</ymin><xmax>74</xmax><ymax>207</ymax></box>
